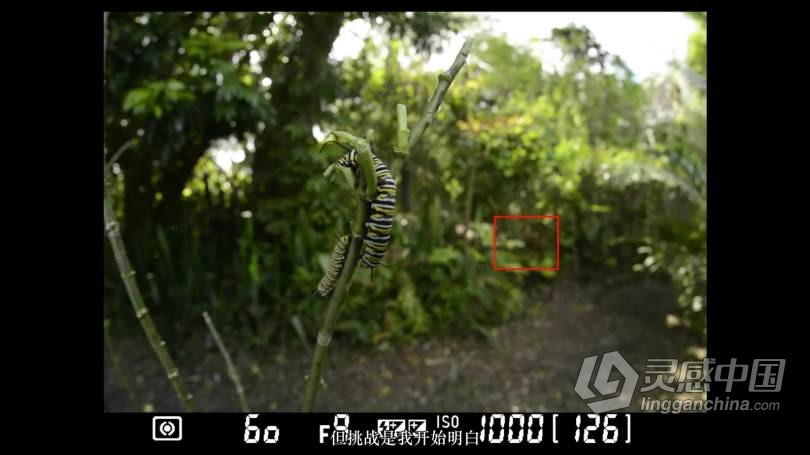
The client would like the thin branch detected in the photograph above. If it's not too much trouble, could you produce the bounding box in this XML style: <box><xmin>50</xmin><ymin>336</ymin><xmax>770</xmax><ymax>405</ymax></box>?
<box><xmin>203</xmin><ymin>311</ymin><xmax>249</xmax><ymax>412</ymax></box>
<box><xmin>104</xmin><ymin>165</ymin><xmax>196</xmax><ymax>411</ymax></box>
<box><xmin>103</xmin><ymin>9</ymin><xmax>194</xmax><ymax>412</ymax></box>
<box><xmin>104</xmin><ymin>12</ymin><xmax>109</xmax><ymax>73</ymax></box>
<box><xmin>104</xmin><ymin>139</ymin><xmax>137</xmax><ymax>173</ymax></box>
<box><xmin>463</xmin><ymin>159</ymin><xmax>478</xmax><ymax>227</ymax></box>
<box><xmin>407</xmin><ymin>39</ymin><xmax>473</xmax><ymax>152</ymax></box>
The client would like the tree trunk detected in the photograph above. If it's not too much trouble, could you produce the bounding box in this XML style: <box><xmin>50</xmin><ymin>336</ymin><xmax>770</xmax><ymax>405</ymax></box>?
<box><xmin>250</xmin><ymin>12</ymin><xmax>344</xmax><ymax>200</ymax></box>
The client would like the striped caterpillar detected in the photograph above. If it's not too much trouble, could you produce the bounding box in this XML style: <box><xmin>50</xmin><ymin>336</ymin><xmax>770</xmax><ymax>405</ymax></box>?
<box><xmin>317</xmin><ymin>235</ymin><xmax>349</xmax><ymax>297</ymax></box>
<box><xmin>334</xmin><ymin>147</ymin><xmax>397</xmax><ymax>270</ymax></box>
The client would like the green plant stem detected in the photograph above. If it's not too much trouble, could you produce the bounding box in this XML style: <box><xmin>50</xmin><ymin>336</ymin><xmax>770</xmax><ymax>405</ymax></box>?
<box><xmin>327</xmin><ymin>130</ymin><xmax>377</xmax><ymax>200</ymax></box>
<box><xmin>395</xmin><ymin>104</ymin><xmax>409</xmax><ymax>155</ymax></box>
<box><xmin>104</xmin><ymin>12</ymin><xmax>108</xmax><ymax>71</ymax></box>
<box><xmin>302</xmin><ymin>39</ymin><xmax>472</xmax><ymax>412</ymax></box>
<box><xmin>356</xmin><ymin>146</ymin><xmax>377</xmax><ymax>201</ymax></box>
<box><xmin>202</xmin><ymin>311</ymin><xmax>249</xmax><ymax>412</ymax></box>
<box><xmin>407</xmin><ymin>39</ymin><xmax>473</xmax><ymax>152</ymax></box>
<box><xmin>392</xmin><ymin>104</ymin><xmax>410</xmax><ymax>178</ymax></box>
<box><xmin>302</xmin><ymin>215</ymin><xmax>366</xmax><ymax>411</ymax></box>
<box><xmin>104</xmin><ymin>165</ymin><xmax>195</xmax><ymax>411</ymax></box>
<box><xmin>104</xmin><ymin>319</ymin><xmax>139</xmax><ymax>410</ymax></box>
<box><xmin>105</xmin><ymin>139</ymin><xmax>137</xmax><ymax>173</ymax></box>
<box><xmin>303</xmin><ymin>137</ymin><xmax>375</xmax><ymax>410</ymax></box>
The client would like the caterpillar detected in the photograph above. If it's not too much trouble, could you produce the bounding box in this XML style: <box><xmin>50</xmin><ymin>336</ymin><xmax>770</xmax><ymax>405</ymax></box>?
<box><xmin>334</xmin><ymin>147</ymin><xmax>397</xmax><ymax>270</ymax></box>
<box><xmin>317</xmin><ymin>235</ymin><xmax>350</xmax><ymax>297</ymax></box>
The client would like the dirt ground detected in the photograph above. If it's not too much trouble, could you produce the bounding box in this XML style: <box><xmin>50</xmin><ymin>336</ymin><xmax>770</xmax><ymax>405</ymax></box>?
<box><xmin>104</xmin><ymin>279</ymin><xmax>704</xmax><ymax>412</ymax></box>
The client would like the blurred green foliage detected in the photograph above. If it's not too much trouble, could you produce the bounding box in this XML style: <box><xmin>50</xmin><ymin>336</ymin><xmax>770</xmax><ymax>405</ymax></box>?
<box><xmin>104</xmin><ymin>12</ymin><xmax>707</xmax><ymax>348</ymax></box>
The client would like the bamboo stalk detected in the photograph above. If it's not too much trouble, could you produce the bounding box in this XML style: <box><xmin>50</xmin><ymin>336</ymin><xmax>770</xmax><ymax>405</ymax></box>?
<box><xmin>203</xmin><ymin>311</ymin><xmax>249</xmax><ymax>412</ymax></box>
<box><xmin>104</xmin><ymin>165</ymin><xmax>195</xmax><ymax>411</ymax></box>
<box><xmin>103</xmin><ymin>10</ymin><xmax>194</xmax><ymax>412</ymax></box>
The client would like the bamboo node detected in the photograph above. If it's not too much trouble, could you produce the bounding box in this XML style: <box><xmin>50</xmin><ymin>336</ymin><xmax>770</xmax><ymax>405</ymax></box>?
<box><xmin>317</xmin><ymin>331</ymin><xmax>332</xmax><ymax>347</ymax></box>
<box><xmin>105</xmin><ymin>221</ymin><xmax>119</xmax><ymax>234</ymax></box>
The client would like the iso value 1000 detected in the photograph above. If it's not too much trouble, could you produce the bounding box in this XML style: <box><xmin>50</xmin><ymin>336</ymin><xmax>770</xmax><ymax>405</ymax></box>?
<box><xmin>477</xmin><ymin>413</ymin><xmax>630</xmax><ymax>444</ymax></box>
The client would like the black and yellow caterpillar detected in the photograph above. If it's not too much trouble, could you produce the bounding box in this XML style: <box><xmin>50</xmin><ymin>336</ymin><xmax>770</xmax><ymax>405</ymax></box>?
<box><xmin>335</xmin><ymin>148</ymin><xmax>397</xmax><ymax>269</ymax></box>
<box><xmin>317</xmin><ymin>235</ymin><xmax>349</xmax><ymax>297</ymax></box>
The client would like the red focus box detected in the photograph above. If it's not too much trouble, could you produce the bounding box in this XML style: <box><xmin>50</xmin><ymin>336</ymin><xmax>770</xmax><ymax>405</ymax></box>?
<box><xmin>492</xmin><ymin>215</ymin><xmax>560</xmax><ymax>271</ymax></box>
